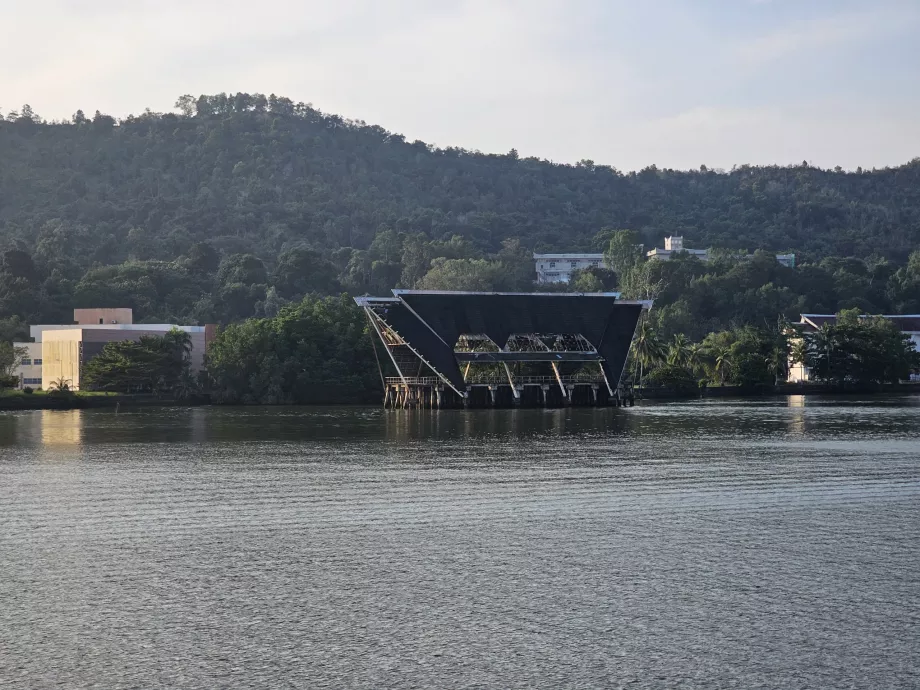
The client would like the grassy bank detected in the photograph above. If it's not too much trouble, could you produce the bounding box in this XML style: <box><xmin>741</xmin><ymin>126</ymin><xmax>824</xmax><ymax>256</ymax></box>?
<box><xmin>0</xmin><ymin>390</ymin><xmax>209</xmax><ymax>409</ymax></box>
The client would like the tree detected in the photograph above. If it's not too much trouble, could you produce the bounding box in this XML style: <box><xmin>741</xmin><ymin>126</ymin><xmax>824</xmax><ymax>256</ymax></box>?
<box><xmin>82</xmin><ymin>333</ymin><xmax>192</xmax><ymax>394</ymax></box>
<box><xmin>571</xmin><ymin>270</ymin><xmax>604</xmax><ymax>293</ymax></box>
<box><xmin>417</xmin><ymin>258</ymin><xmax>504</xmax><ymax>292</ymax></box>
<box><xmin>207</xmin><ymin>294</ymin><xmax>378</xmax><ymax>404</ymax></box>
<box><xmin>272</xmin><ymin>248</ymin><xmax>339</xmax><ymax>298</ymax></box>
<box><xmin>603</xmin><ymin>229</ymin><xmax>644</xmax><ymax>277</ymax></box>
<box><xmin>217</xmin><ymin>254</ymin><xmax>267</xmax><ymax>287</ymax></box>
<box><xmin>0</xmin><ymin>342</ymin><xmax>28</xmax><ymax>378</ymax></box>
<box><xmin>631</xmin><ymin>317</ymin><xmax>665</xmax><ymax>387</ymax></box>
<box><xmin>666</xmin><ymin>333</ymin><xmax>690</xmax><ymax>367</ymax></box>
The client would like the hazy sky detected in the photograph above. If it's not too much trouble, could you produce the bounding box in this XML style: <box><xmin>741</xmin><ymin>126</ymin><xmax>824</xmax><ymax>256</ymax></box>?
<box><xmin>3</xmin><ymin>0</ymin><xmax>919</xmax><ymax>171</ymax></box>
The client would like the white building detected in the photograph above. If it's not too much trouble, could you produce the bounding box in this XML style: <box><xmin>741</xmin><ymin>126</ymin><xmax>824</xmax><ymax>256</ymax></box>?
<box><xmin>646</xmin><ymin>236</ymin><xmax>709</xmax><ymax>262</ymax></box>
<box><xmin>534</xmin><ymin>253</ymin><xmax>604</xmax><ymax>284</ymax></box>
<box><xmin>12</xmin><ymin>342</ymin><xmax>43</xmax><ymax>389</ymax></box>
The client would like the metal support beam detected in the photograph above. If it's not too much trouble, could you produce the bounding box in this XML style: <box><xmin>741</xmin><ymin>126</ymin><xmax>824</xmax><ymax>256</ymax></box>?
<box><xmin>502</xmin><ymin>362</ymin><xmax>520</xmax><ymax>399</ymax></box>
<box><xmin>551</xmin><ymin>362</ymin><xmax>567</xmax><ymax>398</ymax></box>
<box><xmin>599</xmin><ymin>362</ymin><xmax>614</xmax><ymax>397</ymax></box>
<box><xmin>366</xmin><ymin>307</ymin><xmax>410</xmax><ymax>390</ymax></box>
<box><xmin>369</xmin><ymin>309</ymin><xmax>466</xmax><ymax>398</ymax></box>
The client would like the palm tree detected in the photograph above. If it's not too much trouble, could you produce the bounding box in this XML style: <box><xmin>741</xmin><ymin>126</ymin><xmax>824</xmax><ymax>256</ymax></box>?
<box><xmin>47</xmin><ymin>377</ymin><xmax>72</xmax><ymax>392</ymax></box>
<box><xmin>667</xmin><ymin>333</ymin><xmax>690</xmax><ymax>367</ymax></box>
<box><xmin>711</xmin><ymin>345</ymin><xmax>732</xmax><ymax>386</ymax></box>
<box><xmin>686</xmin><ymin>342</ymin><xmax>705</xmax><ymax>377</ymax></box>
<box><xmin>162</xmin><ymin>328</ymin><xmax>193</xmax><ymax>361</ymax></box>
<box><xmin>765</xmin><ymin>344</ymin><xmax>788</xmax><ymax>384</ymax></box>
<box><xmin>632</xmin><ymin>318</ymin><xmax>666</xmax><ymax>388</ymax></box>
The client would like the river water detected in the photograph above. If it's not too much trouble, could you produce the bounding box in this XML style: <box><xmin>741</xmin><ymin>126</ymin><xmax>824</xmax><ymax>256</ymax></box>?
<box><xmin>1</xmin><ymin>397</ymin><xmax>919</xmax><ymax>688</ymax></box>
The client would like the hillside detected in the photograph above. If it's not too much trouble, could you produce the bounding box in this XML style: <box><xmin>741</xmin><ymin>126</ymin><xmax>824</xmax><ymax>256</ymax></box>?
<box><xmin>1</xmin><ymin>93</ymin><xmax>920</xmax><ymax>339</ymax></box>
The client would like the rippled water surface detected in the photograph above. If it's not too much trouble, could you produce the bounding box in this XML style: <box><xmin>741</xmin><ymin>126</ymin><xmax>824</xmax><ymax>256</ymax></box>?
<box><xmin>2</xmin><ymin>397</ymin><xmax>919</xmax><ymax>688</ymax></box>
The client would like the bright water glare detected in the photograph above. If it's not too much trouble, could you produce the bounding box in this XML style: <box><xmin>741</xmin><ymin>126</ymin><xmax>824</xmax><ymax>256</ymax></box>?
<box><xmin>1</xmin><ymin>397</ymin><xmax>919</xmax><ymax>688</ymax></box>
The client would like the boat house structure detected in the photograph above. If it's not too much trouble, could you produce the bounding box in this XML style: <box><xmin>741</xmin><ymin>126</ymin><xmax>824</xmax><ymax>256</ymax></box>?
<box><xmin>355</xmin><ymin>290</ymin><xmax>651</xmax><ymax>408</ymax></box>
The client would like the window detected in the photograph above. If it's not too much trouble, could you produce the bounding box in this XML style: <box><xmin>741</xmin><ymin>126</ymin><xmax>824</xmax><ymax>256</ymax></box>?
<box><xmin>23</xmin><ymin>378</ymin><xmax>42</xmax><ymax>385</ymax></box>
<box><xmin>592</xmin><ymin>260</ymin><xmax>600</xmax><ymax>267</ymax></box>
<box><xmin>571</xmin><ymin>261</ymin><xmax>577</xmax><ymax>268</ymax></box>
<box><xmin>549</xmin><ymin>262</ymin><xmax>556</xmax><ymax>268</ymax></box>
<box><xmin>33</xmin><ymin>359</ymin><xmax>42</xmax><ymax>366</ymax></box>
<box><xmin>20</xmin><ymin>359</ymin><xmax>31</xmax><ymax>366</ymax></box>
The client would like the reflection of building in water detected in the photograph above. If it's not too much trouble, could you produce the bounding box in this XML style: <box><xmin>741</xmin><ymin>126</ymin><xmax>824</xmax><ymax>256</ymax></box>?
<box><xmin>787</xmin><ymin>395</ymin><xmax>806</xmax><ymax>435</ymax></box>
<box><xmin>40</xmin><ymin>410</ymin><xmax>83</xmax><ymax>447</ymax></box>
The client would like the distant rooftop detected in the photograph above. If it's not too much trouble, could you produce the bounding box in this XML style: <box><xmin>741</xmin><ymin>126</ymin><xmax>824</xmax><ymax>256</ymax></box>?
<box><xmin>800</xmin><ymin>314</ymin><xmax>920</xmax><ymax>332</ymax></box>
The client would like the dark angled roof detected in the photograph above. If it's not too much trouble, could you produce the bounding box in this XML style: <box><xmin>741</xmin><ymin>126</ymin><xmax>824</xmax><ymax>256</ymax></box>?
<box><xmin>376</xmin><ymin>291</ymin><xmax>649</xmax><ymax>390</ymax></box>
<box><xmin>800</xmin><ymin>314</ymin><xmax>920</xmax><ymax>332</ymax></box>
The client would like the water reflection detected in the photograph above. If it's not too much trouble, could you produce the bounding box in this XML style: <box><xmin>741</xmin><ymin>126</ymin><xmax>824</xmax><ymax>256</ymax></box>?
<box><xmin>0</xmin><ymin>396</ymin><xmax>918</xmax><ymax>449</ymax></box>
<box><xmin>40</xmin><ymin>410</ymin><xmax>83</xmax><ymax>446</ymax></box>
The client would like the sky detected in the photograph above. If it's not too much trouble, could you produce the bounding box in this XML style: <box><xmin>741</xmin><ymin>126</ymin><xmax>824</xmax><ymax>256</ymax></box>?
<box><xmin>3</xmin><ymin>0</ymin><xmax>919</xmax><ymax>171</ymax></box>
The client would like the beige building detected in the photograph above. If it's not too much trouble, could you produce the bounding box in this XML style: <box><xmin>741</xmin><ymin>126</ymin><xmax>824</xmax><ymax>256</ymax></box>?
<box><xmin>12</xmin><ymin>308</ymin><xmax>215</xmax><ymax>391</ymax></box>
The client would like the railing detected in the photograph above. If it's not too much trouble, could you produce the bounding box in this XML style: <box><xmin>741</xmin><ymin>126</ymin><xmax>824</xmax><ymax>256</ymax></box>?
<box><xmin>384</xmin><ymin>374</ymin><xmax>605</xmax><ymax>387</ymax></box>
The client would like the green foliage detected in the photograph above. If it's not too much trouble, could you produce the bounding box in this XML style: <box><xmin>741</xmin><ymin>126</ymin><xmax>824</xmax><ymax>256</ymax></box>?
<box><xmin>81</xmin><ymin>329</ymin><xmax>193</xmax><ymax>395</ymax></box>
<box><xmin>603</xmin><ymin>229</ymin><xmax>644</xmax><ymax>277</ymax></box>
<box><xmin>700</xmin><ymin>327</ymin><xmax>780</xmax><ymax>387</ymax></box>
<box><xmin>644</xmin><ymin>364</ymin><xmax>698</xmax><ymax>392</ymax></box>
<box><xmin>206</xmin><ymin>294</ymin><xmax>378</xmax><ymax>404</ymax></box>
<box><xmin>416</xmin><ymin>258</ymin><xmax>505</xmax><ymax>292</ymax></box>
<box><xmin>0</xmin><ymin>342</ymin><xmax>28</xmax><ymax>378</ymax></box>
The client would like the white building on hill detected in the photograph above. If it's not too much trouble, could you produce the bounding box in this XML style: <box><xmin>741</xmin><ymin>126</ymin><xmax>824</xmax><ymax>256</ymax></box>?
<box><xmin>534</xmin><ymin>253</ymin><xmax>604</xmax><ymax>283</ymax></box>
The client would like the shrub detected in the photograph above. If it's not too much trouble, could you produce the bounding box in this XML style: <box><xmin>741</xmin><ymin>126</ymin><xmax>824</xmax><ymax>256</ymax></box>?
<box><xmin>22</xmin><ymin>386</ymin><xmax>33</xmax><ymax>394</ymax></box>
<box><xmin>645</xmin><ymin>364</ymin><xmax>699</xmax><ymax>393</ymax></box>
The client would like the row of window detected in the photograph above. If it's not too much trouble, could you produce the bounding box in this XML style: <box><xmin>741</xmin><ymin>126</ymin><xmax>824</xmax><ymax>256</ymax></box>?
<box><xmin>21</xmin><ymin>378</ymin><xmax>42</xmax><ymax>385</ymax></box>
<box><xmin>544</xmin><ymin>261</ymin><xmax>601</xmax><ymax>269</ymax></box>
<box><xmin>19</xmin><ymin>359</ymin><xmax>42</xmax><ymax>366</ymax></box>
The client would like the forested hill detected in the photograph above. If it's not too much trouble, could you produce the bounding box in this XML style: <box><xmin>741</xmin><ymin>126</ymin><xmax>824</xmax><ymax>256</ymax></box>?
<box><xmin>1</xmin><ymin>94</ymin><xmax>920</xmax><ymax>340</ymax></box>
<box><xmin>2</xmin><ymin>94</ymin><xmax>920</xmax><ymax>265</ymax></box>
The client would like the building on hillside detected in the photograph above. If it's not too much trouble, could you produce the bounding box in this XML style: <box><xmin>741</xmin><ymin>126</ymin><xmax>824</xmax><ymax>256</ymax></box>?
<box><xmin>787</xmin><ymin>313</ymin><xmax>920</xmax><ymax>383</ymax></box>
<box><xmin>534</xmin><ymin>253</ymin><xmax>604</xmax><ymax>283</ymax></box>
<box><xmin>645</xmin><ymin>236</ymin><xmax>709</xmax><ymax>262</ymax></box>
<box><xmin>644</xmin><ymin>236</ymin><xmax>796</xmax><ymax>268</ymax></box>
<box><xmin>12</xmin><ymin>308</ymin><xmax>217</xmax><ymax>390</ymax></box>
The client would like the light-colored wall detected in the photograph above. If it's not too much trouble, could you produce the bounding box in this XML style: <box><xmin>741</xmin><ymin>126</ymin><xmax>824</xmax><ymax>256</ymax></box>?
<box><xmin>73</xmin><ymin>308</ymin><xmax>133</xmax><ymax>325</ymax></box>
<box><xmin>41</xmin><ymin>331</ymin><xmax>83</xmax><ymax>391</ymax></box>
<box><xmin>32</xmin><ymin>323</ymin><xmax>206</xmax><ymax>342</ymax></box>
<box><xmin>12</xmin><ymin>342</ymin><xmax>43</xmax><ymax>389</ymax></box>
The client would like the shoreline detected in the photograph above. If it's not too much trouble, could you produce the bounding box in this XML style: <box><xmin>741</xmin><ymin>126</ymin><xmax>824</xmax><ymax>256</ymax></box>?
<box><xmin>2</xmin><ymin>383</ymin><xmax>919</xmax><ymax>410</ymax></box>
